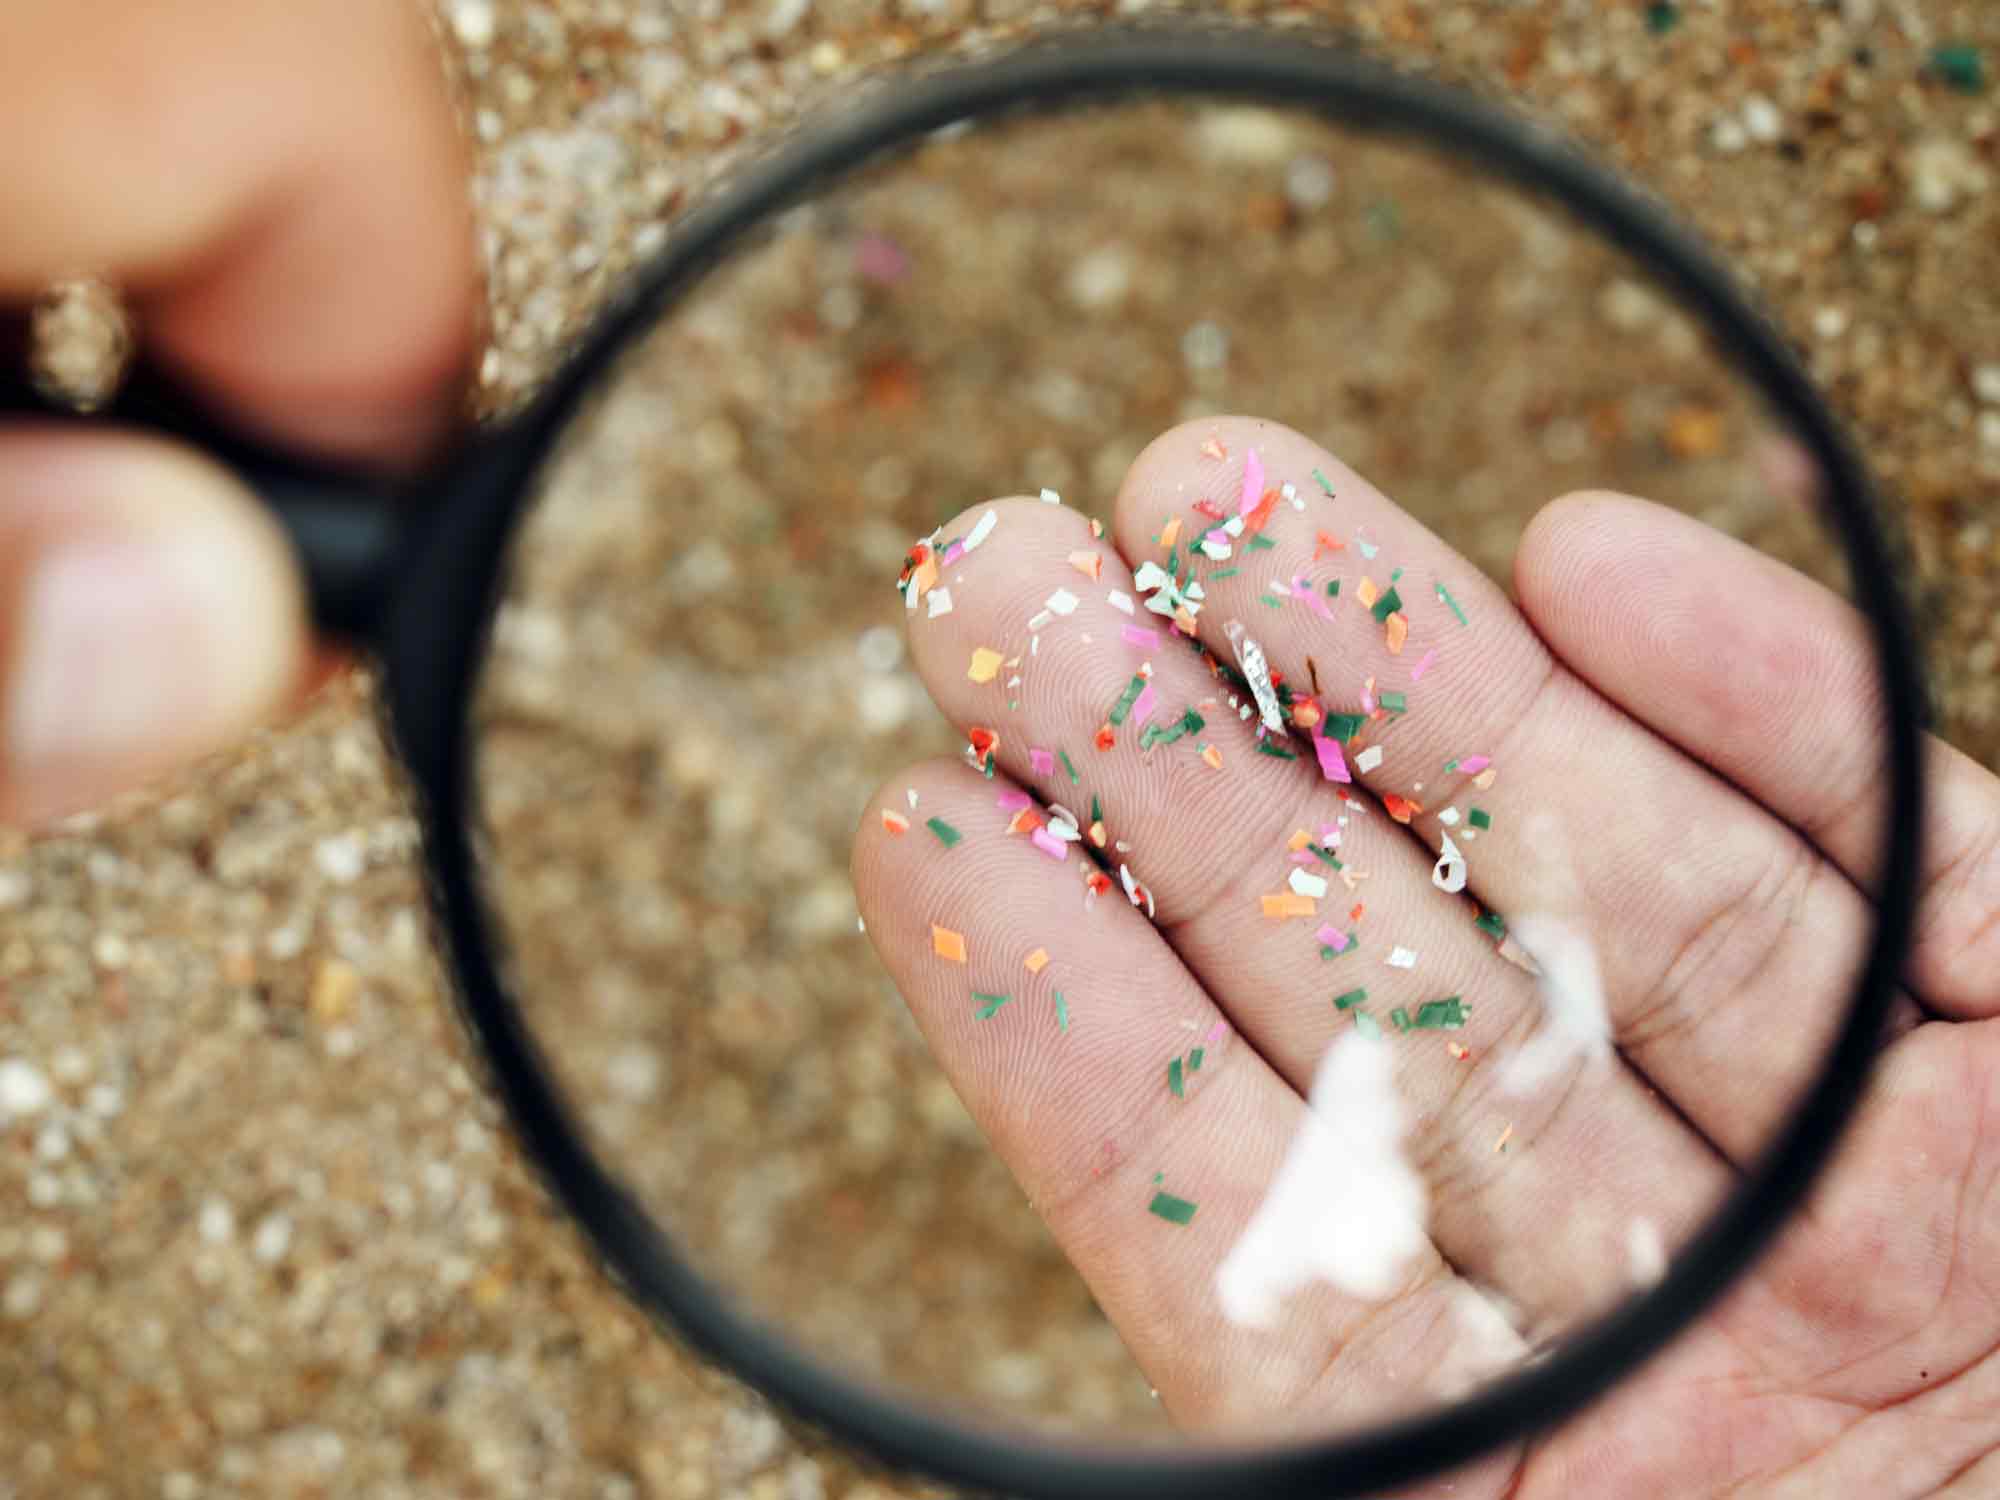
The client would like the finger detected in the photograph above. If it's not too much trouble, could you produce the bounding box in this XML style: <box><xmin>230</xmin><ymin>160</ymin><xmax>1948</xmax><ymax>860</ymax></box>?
<box><xmin>1113</xmin><ymin>417</ymin><xmax>1912</xmax><ymax>1164</ymax></box>
<box><xmin>901</xmin><ymin>496</ymin><xmax>1726</xmax><ymax>1334</ymax></box>
<box><xmin>1517</xmin><ymin>492</ymin><xmax>2000</xmax><ymax>1020</ymax></box>
<box><xmin>0</xmin><ymin>427</ymin><xmax>306</xmax><ymax>826</ymax></box>
<box><xmin>1</xmin><ymin>0</ymin><xmax>477</xmax><ymax>466</ymax></box>
<box><xmin>851</xmin><ymin>757</ymin><xmax>1530</xmax><ymax>1445</ymax></box>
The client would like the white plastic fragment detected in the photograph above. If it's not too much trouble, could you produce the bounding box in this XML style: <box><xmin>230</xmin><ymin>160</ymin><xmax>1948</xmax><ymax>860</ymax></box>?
<box><xmin>1497</xmin><ymin>915</ymin><xmax>1613</xmax><ymax>1095</ymax></box>
<box><xmin>1439</xmin><ymin>806</ymin><xmax>1460</xmax><ymax>826</ymax></box>
<box><xmin>963</xmin><ymin>508</ymin><xmax>999</xmax><ymax>551</ymax></box>
<box><xmin>1107</xmin><ymin>590</ymin><xmax>1135</xmax><ymax>615</ymax></box>
<box><xmin>1222</xmin><ymin>620</ymin><xmax>1286</xmax><ymax>734</ymax></box>
<box><xmin>1045</xmin><ymin>588</ymin><xmax>1079</xmax><ymax>617</ymax></box>
<box><xmin>1431</xmin><ymin>832</ymin><xmax>1468</xmax><ymax>895</ymax></box>
<box><xmin>1216</xmin><ymin>1031</ymin><xmax>1429</xmax><ymax>1324</ymax></box>
<box><xmin>1288</xmin><ymin>868</ymin><xmax>1328</xmax><ymax>900</ymax></box>
<box><xmin>1386</xmin><ymin>946</ymin><xmax>1418</xmax><ymax>970</ymax></box>
<box><xmin>926</xmin><ymin>587</ymin><xmax>954</xmax><ymax>618</ymax></box>
<box><xmin>1039</xmin><ymin>488</ymin><xmax>1062</xmax><ymax>505</ymax></box>
<box><xmin>1355</xmin><ymin>745</ymin><xmax>1384</xmax><ymax>774</ymax></box>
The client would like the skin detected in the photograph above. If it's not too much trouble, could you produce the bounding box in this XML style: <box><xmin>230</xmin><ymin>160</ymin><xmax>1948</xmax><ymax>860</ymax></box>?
<box><xmin>853</xmin><ymin>419</ymin><xmax>2000</xmax><ymax>1495</ymax></box>
<box><xmin>4</xmin><ymin>6</ymin><xmax>1996</xmax><ymax>1492</ymax></box>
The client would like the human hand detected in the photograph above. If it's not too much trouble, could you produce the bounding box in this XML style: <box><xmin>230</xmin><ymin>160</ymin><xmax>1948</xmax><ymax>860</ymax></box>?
<box><xmin>853</xmin><ymin>416</ymin><xmax>2000</xmax><ymax>1495</ymax></box>
<box><xmin>0</xmin><ymin>0</ymin><xmax>476</xmax><ymax>827</ymax></box>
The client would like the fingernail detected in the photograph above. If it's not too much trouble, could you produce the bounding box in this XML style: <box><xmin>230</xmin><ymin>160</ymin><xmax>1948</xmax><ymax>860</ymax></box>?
<box><xmin>8</xmin><ymin>536</ymin><xmax>248</xmax><ymax>800</ymax></box>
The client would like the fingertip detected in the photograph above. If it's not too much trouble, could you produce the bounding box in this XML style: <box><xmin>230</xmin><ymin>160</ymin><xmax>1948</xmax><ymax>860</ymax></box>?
<box><xmin>0</xmin><ymin>429</ymin><xmax>309</xmax><ymax>825</ymax></box>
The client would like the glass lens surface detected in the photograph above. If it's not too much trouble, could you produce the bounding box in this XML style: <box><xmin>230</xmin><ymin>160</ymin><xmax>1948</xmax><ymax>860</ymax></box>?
<box><xmin>469</xmin><ymin>97</ymin><xmax>1870</xmax><ymax>1449</ymax></box>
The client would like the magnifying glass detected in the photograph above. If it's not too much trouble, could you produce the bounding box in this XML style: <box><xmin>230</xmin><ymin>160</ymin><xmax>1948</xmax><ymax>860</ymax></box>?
<box><xmin>6</xmin><ymin>21</ymin><xmax>1924</xmax><ymax>1499</ymax></box>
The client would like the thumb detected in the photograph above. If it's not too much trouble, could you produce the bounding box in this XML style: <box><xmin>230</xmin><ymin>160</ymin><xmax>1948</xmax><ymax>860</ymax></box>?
<box><xmin>1</xmin><ymin>426</ymin><xmax>306</xmax><ymax>827</ymax></box>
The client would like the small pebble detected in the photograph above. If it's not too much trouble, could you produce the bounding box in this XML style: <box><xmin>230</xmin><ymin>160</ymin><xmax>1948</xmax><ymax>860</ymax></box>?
<box><xmin>1711</xmin><ymin>117</ymin><xmax>1749</xmax><ymax>155</ymax></box>
<box><xmin>0</xmin><ymin>1059</ymin><xmax>53</xmax><ymax>1118</ymax></box>
<box><xmin>312</xmin><ymin>833</ymin><xmax>367</xmax><ymax>885</ymax></box>
<box><xmin>1742</xmin><ymin>95</ymin><xmax>1783</xmax><ymax>145</ymax></box>
<box><xmin>1973</xmin><ymin>363</ymin><xmax>2000</xmax><ymax>405</ymax></box>
<box><xmin>251</xmin><ymin>1212</ymin><xmax>293</xmax><ymax>1265</ymax></box>
<box><xmin>198</xmin><ymin>1198</ymin><xmax>237</xmax><ymax>1244</ymax></box>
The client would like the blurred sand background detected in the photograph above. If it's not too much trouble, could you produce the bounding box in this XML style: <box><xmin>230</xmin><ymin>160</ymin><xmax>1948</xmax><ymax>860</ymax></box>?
<box><xmin>3</xmin><ymin>2</ymin><xmax>1997</xmax><ymax>1497</ymax></box>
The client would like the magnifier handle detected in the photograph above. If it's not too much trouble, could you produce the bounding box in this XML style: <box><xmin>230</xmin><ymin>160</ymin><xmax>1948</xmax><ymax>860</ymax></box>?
<box><xmin>0</xmin><ymin>357</ymin><xmax>408</xmax><ymax>647</ymax></box>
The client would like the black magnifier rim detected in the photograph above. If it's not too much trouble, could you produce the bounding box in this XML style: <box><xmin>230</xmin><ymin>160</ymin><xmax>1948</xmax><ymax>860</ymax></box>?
<box><xmin>383</xmin><ymin>23</ymin><xmax>1925</xmax><ymax>1500</ymax></box>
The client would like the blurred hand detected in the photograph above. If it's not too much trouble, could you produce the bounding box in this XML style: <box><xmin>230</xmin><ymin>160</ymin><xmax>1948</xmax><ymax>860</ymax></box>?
<box><xmin>855</xmin><ymin>416</ymin><xmax>2000</xmax><ymax>1496</ymax></box>
<box><xmin>0</xmin><ymin>0</ymin><xmax>476</xmax><ymax>826</ymax></box>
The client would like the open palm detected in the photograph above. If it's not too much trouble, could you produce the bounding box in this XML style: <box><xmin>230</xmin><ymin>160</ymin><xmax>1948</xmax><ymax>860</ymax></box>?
<box><xmin>853</xmin><ymin>417</ymin><xmax>2000</xmax><ymax>1496</ymax></box>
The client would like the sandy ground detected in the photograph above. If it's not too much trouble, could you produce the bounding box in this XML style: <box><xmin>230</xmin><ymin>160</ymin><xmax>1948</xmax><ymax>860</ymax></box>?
<box><xmin>2</xmin><ymin>1</ymin><xmax>1996</xmax><ymax>1496</ymax></box>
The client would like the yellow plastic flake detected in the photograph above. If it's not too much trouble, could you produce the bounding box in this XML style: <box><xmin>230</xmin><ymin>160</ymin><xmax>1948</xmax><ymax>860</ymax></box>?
<box><xmin>968</xmin><ymin>646</ymin><xmax>1005</xmax><ymax>684</ymax></box>
<box><xmin>1160</xmin><ymin>517</ymin><xmax>1182</xmax><ymax>551</ymax></box>
<box><xmin>1201</xmin><ymin>745</ymin><xmax>1224</xmax><ymax>770</ymax></box>
<box><xmin>932</xmin><ymin>925</ymin><xmax>967</xmax><ymax>964</ymax></box>
<box><xmin>1385</xmin><ymin>611</ymin><xmax>1410</xmax><ymax>655</ymax></box>
<box><xmin>1286</xmin><ymin>828</ymin><xmax>1313</xmax><ymax>852</ymax></box>
<box><xmin>1024</xmin><ymin>948</ymin><xmax>1050</xmax><ymax>974</ymax></box>
<box><xmin>1357</xmin><ymin>576</ymin><xmax>1380</xmax><ymax>610</ymax></box>
<box><xmin>1261</xmin><ymin>891</ymin><xmax>1318</xmax><ymax>920</ymax></box>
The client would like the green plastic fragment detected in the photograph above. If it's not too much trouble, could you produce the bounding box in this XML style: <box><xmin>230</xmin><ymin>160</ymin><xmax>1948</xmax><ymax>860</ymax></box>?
<box><xmin>1210</xmin><ymin>567</ymin><xmax>1241</xmax><ymax>580</ymax></box>
<box><xmin>1390</xmin><ymin>1007</ymin><xmax>1413</xmax><ymax>1032</ymax></box>
<box><xmin>972</xmin><ymin>992</ymin><xmax>1011</xmax><ymax>1019</ymax></box>
<box><xmin>1412</xmin><ymin>998</ymin><xmax>1468</xmax><ymax>1030</ymax></box>
<box><xmin>1469</xmin><ymin>807</ymin><xmax>1492</xmax><ymax>830</ymax></box>
<box><xmin>1326</xmin><ymin>579</ymin><xmax>1341</xmax><ymax>597</ymax></box>
<box><xmin>1255</xmin><ymin>740</ymin><xmax>1298</xmax><ymax>761</ymax></box>
<box><xmin>1108</xmin><ymin>674</ymin><xmax>1147</xmax><ymax>726</ymax></box>
<box><xmin>1189</xmin><ymin>1046</ymin><xmax>1204</xmax><ymax>1073</ymax></box>
<box><xmin>1353</xmin><ymin>1010</ymin><xmax>1382</xmax><ymax>1039</ymax></box>
<box><xmin>1055</xmin><ymin>992</ymin><xmax>1070</xmax><ymax>1032</ymax></box>
<box><xmin>1148</xmin><ymin>1191</ymin><xmax>1198</xmax><ymax>1225</ymax></box>
<box><xmin>1312</xmin><ymin>467</ymin><xmax>1337</xmax><ymax>497</ymax></box>
<box><xmin>1307</xmin><ymin>843</ymin><xmax>1342</xmax><ymax>869</ymax></box>
<box><xmin>1247</xmin><ymin>534</ymin><xmax>1277</xmax><ymax>552</ymax></box>
<box><xmin>926</xmin><ymin>817</ymin><xmax>962</xmax><ymax>847</ymax></box>
<box><xmin>1436</xmin><ymin>581</ymin><xmax>1469</xmax><ymax>627</ymax></box>
<box><xmin>1059</xmin><ymin>749</ymin><xmax>1080</xmax><ymax>785</ymax></box>
<box><xmin>1334</xmin><ymin>987</ymin><xmax>1369</xmax><ymax>1011</ymax></box>
<box><xmin>1090</xmin><ymin>793</ymin><xmax>1103</xmax><ymax>825</ymax></box>
<box><xmin>1371</xmin><ymin>586</ymin><xmax>1403</xmax><ymax>623</ymax></box>
<box><xmin>1474</xmin><ymin>909</ymin><xmax>1508</xmax><ymax>940</ymax></box>
<box><xmin>1168</xmin><ymin>1057</ymin><xmax>1185</xmax><ymax>1098</ymax></box>
<box><xmin>1379</xmin><ymin>691</ymin><xmax>1407</xmax><ymax>713</ymax></box>
<box><xmin>1326</xmin><ymin>712</ymin><xmax>1367</xmax><ymax>743</ymax></box>
<box><xmin>1930</xmin><ymin>44</ymin><xmax>1984</xmax><ymax>92</ymax></box>
<box><xmin>1644</xmin><ymin>1</ymin><xmax>1679</xmax><ymax>35</ymax></box>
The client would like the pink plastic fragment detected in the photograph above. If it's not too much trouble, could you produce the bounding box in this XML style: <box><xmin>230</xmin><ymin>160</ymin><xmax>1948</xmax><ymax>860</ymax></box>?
<box><xmin>996</xmin><ymin>790</ymin><xmax>1033</xmax><ymax>812</ymax></box>
<box><xmin>1315</xmin><ymin>925</ymin><xmax>1350</xmax><ymax>953</ymax></box>
<box><xmin>1313</xmin><ymin>731</ymin><xmax>1352</xmax><ymax>784</ymax></box>
<box><xmin>1131</xmin><ymin>683</ymin><xmax>1158</xmax><ymax>728</ymax></box>
<box><xmin>1457</xmin><ymin>755</ymin><xmax>1491</xmax><ymax>774</ymax></box>
<box><xmin>1205</xmin><ymin>1020</ymin><xmax>1230</xmax><ymax>1045</ymax></box>
<box><xmin>1029</xmin><ymin>748</ymin><xmax>1056</xmax><ymax>776</ymax></box>
<box><xmin>1411</xmin><ymin>649</ymin><xmax>1437</xmax><ymax>682</ymax></box>
<box><xmin>1121</xmin><ymin>624</ymin><xmax>1160</xmax><ymax>651</ymax></box>
<box><xmin>1030</xmin><ymin>828</ymin><xmax>1070</xmax><ymax>861</ymax></box>
<box><xmin>942</xmin><ymin>541</ymin><xmax>965</xmax><ymax>566</ymax></box>
<box><xmin>1240</xmin><ymin>448</ymin><xmax>1265</xmax><ymax>517</ymax></box>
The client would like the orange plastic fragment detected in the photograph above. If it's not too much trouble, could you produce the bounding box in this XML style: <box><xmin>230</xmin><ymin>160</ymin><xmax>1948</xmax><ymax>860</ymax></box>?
<box><xmin>881</xmin><ymin>809</ymin><xmax>910</xmax><ymax>835</ymax></box>
<box><xmin>1160</xmin><ymin>517</ymin><xmax>1182</xmax><ymax>551</ymax></box>
<box><xmin>1357</xmin><ymin>576</ymin><xmax>1380</xmax><ymax>610</ymax></box>
<box><xmin>1094</xmin><ymin>723</ymin><xmax>1117</xmax><ymax>752</ymax></box>
<box><xmin>1261</xmin><ymin>892</ymin><xmax>1318</xmax><ymax>919</ymax></box>
<box><xmin>1382</xmin><ymin>794</ymin><xmax>1423</xmax><ymax>824</ymax></box>
<box><xmin>1201</xmin><ymin>745</ymin><xmax>1224</xmax><ymax>770</ymax></box>
<box><xmin>1088</xmin><ymin>821</ymin><xmax>1107</xmax><ymax>848</ymax></box>
<box><xmin>1241</xmin><ymin>488</ymin><xmax>1279</xmax><ymax>535</ymax></box>
<box><xmin>1069</xmin><ymin>549</ymin><xmax>1104</xmax><ymax>581</ymax></box>
<box><xmin>967</xmin><ymin>726</ymin><xmax>999</xmax><ymax>759</ymax></box>
<box><xmin>1291</xmin><ymin>699</ymin><xmax>1322</xmax><ymax>730</ymax></box>
<box><xmin>1085</xmin><ymin>871</ymin><xmax>1114</xmax><ymax>896</ymax></box>
<box><xmin>1286</xmin><ymin>828</ymin><xmax>1312</xmax><ymax>852</ymax></box>
<box><xmin>931</xmin><ymin>925</ymin><xmax>967</xmax><ymax>963</ymax></box>
<box><xmin>1314</xmin><ymin>530</ymin><xmax>1346</xmax><ymax>559</ymax></box>
<box><xmin>1349</xmin><ymin>903</ymin><xmax>1366</xmax><ymax>922</ymax></box>
<box><xmin>1007</xmin><ymin>807</ymin><xmax>1043</xmax><ymax>836</ymax></box>
<box><xmin>1023</xmin><ymin>948</ymin><xmax>1050</xmax><ymax>974</ymax></box>
<box><xmin>1384</xmin><ymin>611</ymin><xmax>1409</xmax><ymax>655</ymax></box>
<box><xmin>910</xmin><ymin>556</ymin><xmax>939</xmax><ymax>600</ymax></box>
